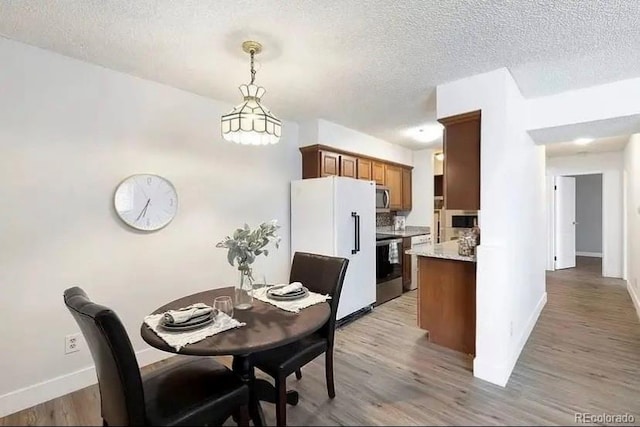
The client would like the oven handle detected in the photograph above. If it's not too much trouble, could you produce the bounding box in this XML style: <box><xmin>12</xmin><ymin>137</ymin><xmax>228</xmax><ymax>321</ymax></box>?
<box><xmin>376</xmin><ymin>238</ymin><xmax>403</xmax><ymax>246</ymax></box>
<box><xmin>351</xmin><ymin>212</ymin><xmax>360</xmax><ymax>254</ymax></box>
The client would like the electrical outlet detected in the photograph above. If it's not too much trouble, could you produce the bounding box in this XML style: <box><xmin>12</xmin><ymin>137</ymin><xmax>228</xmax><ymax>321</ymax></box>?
<box><xmin>65</xmin><ymin>333</ymin><xmax>81</xmax><ymax>354</ymax></box>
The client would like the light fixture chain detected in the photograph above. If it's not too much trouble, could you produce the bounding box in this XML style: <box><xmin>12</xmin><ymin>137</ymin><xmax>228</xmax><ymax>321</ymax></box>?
<box><xmin>250</xmin><ymin>49</ymin><xmax>256</xmax><ymax>85</ymax></box>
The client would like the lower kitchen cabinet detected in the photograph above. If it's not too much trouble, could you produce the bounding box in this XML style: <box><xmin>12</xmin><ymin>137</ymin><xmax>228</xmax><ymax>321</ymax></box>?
<box><xmin>402</xmin><ymin>237</ymin><xmax>411</xmax><ymax>289</ymax></box>
<box><xmin>417</xmin><ymin>256</ymin><xmax>476</xmax><ymax>355</ymax></box>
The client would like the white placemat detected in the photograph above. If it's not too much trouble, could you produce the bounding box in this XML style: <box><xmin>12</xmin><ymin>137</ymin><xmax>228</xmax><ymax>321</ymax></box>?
<box><xmin>254</xmin><ymin>285</ymin><xmax>331</xmax><ymax>313</ymax></box>
<box><xmin>144</xmin><ymin>311</ymin><xmax>245</xmax><ymax>351</ymax></box>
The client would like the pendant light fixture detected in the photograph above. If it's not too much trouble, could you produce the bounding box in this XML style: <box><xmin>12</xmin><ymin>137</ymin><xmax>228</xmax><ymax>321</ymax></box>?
<box><xmin>221</xmin><ymin>41</ymin><xmax>282</xmax><ymax>145</ymax></box>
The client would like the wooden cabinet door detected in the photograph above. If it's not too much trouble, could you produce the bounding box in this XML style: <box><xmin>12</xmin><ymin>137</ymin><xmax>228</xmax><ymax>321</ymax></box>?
<box><xmin>402</xmin><ymin>237</ymin><xmax>411</xmax><ymax>289</ymax></box>
<box><xmin>402</xmin><ymin>167</ymin><xmax>412</xmax><ymax>210</ymax></box>
<box><xmin>418</xmin><ymin>257</ymin><xmax>476</xmax><ymax>355</ymax></box>
<box><xmin>340</xmin><ymin>154</ymin><xmax>357</xmax><ymax>178</ymax></box>
<box><xmin>357</xmin><ymin>158</ymin><xmax>372</xmax><ymax>180</ymax></box>
<box><xmin>434</xmin><ymin>175</ymin><xmax>444</xmax><ymax>197</ymax></box>
<box><xmin>372</xmin><ymin>162</ymin><xmax>385</xmax><ymax>185</ymax></box>
<box><xmin>440</xmin><ymin>111</ymin><xmax>481</xmax><ymax>210</ymax></box>
<box><xmin>320</xmin><ymin>150</ymin><xmax>340</xmax><ymax>177</ymax></box>
<box><xmin>385</xmin><ymin>164</ymin><xmax>403</xmax><ymax>210</ymax></box>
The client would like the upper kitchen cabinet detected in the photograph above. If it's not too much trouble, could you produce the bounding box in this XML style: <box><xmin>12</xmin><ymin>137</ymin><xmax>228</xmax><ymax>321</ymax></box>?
<box><xmin>340</xmin><ymin>154</ymin><xmax>357</xmax><ymax>178</ymax></box>
<box><xmin>385</xmin><ymin>164</ymin><xmax>403</xmax><ymax>210</ymax></box>
<box><xmin>372</xmin><ymin>161</ymin><xmax>385</xmax><ymax>185</ymax></box>
<box><xmin>438</xmin><ymin>111</ymin><xmax>481</xmax><ymax>211</ymax></box>
<box><xmin>301</xmin><ymin>146</ymin><xmax>339</xmax><ymax>178</ymax></box>
<box><xmin>299</xmin><ymin>145</ymin><xmax>413</xmax><ymax>211</ymax></box>
<box><xmin>402</xmin><ymin>167</ymin><xmax>412</xmax><ymax>210</ymax></box>
<box><xmin>357</xmin><ymin>157</ymin><xmax>373</xmax><ymax>180</ymax></box>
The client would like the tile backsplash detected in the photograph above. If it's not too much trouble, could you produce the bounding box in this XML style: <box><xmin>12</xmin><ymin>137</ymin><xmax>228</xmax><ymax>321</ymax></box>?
<box><xmin>376</xmin><ymin>212</ymin><xmax>392</xmax><ymax>227</ymax></box>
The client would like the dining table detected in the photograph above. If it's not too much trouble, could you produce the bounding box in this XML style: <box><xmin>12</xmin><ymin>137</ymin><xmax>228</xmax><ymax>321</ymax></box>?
<box><xmin>140</xmin><ymin>286</ymin><xmax>331</xmax><ymax>427</ymax></box>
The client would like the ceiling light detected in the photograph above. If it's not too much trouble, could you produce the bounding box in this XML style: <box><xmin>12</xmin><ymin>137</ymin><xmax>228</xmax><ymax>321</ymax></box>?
<box><xmin>221</xmin><ymin>41</ymin><xmax>282</xmax><ymax>145</ymax></box>
<box><xmin>434</xmin><ymin>152</ymin><xmax>444</xmax><ymax>161</ymax></box>
<box><xmin>573</xmin><ymin>137</ymin><xmax>594</xmax><ymax>146</ymax></box>
<box><xmin>405</xmin><ymin>123</ymin><xmax>443</xmax><ymax>143</ymax></box>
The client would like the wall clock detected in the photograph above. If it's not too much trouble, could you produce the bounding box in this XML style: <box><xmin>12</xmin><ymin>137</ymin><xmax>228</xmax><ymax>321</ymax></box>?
<box><xmin>113</xmin><ymin>174</ymin><xmax>178</xmax><ymax>231</ymax></box>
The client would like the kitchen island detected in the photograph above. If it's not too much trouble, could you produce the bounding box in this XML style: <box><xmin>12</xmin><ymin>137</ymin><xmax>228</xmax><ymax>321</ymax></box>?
<box><xmin>406</xmin><ymin>241</ymin><xmax>476</xmax><ymax>356</ymax></box>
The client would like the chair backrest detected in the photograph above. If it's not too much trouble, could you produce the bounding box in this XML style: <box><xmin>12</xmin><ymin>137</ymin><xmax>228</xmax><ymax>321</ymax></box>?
<box><xmin>63</xmin><ymin>287</ymin><xmax>146</xmax><ymax>426</ymax></box>
<box><xmin>289</xmin><ymin>252</ymin><xmax>349</xmax><ymax>346</ymax></box>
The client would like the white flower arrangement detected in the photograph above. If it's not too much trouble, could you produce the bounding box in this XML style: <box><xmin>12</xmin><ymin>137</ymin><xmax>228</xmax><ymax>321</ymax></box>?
<box><xmin>216</xmin><ymin>219</ymin><xmax>281</xmax><ymax>281</ymax></box>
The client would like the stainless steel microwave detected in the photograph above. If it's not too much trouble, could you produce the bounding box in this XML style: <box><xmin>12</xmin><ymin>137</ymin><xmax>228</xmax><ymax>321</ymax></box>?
<box><xmin>376</xmin><ymin>186</ymin><xmax>390</xmax><ymax>213</ymax></box>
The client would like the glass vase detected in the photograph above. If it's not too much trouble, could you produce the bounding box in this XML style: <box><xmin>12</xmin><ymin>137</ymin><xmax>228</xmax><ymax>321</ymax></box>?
<box><xmin>235</xmin><ymin>270</ymin><xmax>254</xmax><ymax>310</ymax></box>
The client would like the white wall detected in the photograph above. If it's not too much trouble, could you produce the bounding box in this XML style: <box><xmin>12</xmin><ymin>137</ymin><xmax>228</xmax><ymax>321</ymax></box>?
<box><xmin>0</xmin><ymin>38</ymin><xmax>300</xmax><ymax>416</ymax></box>
<box><xmin>574</xmin><ymin>174</ymin><xmax>603</xmax><ymax>255</ymax></box>
<box><xmin>437</xmin><ymin>68</ymin><xmax>547</xmax><ymax>387</ymax></box>
<box><xmin>546</xmin><ymin>152</ymin><xmax>624</xmax><ymax>277</ymax></box>
<box><xmin>299</xmin><ymin>119</ymin><xmax>414</xmax><ymax>166</ymax></box>
<box><xmin>624</xmin><ymin>134</ymin><xmax>640</xmax><ymax>317</ymax></box>
<box><xmin>527</xmin><ymin>77</ymin><xmax>640</xmax><ymax>132</ymax></box>
<box><xmin>405</xmin><ymin>149</ymin><xmax>434</xmax><ymax>227</ymax></box>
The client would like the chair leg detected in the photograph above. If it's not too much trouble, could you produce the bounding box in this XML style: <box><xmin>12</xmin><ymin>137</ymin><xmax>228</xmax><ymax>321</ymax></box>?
<box><xmin>236</xmin><ymin>404</ymin><xmax>250</xmax><ymax>427</ymax></box>
<box><xmin>295</xmin><ymin>369</ymin><xmax>302</xmax><ymax>380</ymax></box>
<box><xmin>275</xmin><ymin>374</ymin><xmax>287</xmax><ymax>427</ymax></box>
<box><xmin>325</xmin><ymin>350</ymin><xmax>335</xmax><ymax>399</ymax></box>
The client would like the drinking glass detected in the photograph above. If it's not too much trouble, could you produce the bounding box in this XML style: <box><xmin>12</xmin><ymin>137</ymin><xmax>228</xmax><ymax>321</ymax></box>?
<box><xmin>252</xmin><ymin>272</ymin><xmax>268</xmax><ymax>290</ymax></box>
<box><xmin>213</xmin><ymin>296</ymin><xmax>234</xmax><ymax>318</ymax></box>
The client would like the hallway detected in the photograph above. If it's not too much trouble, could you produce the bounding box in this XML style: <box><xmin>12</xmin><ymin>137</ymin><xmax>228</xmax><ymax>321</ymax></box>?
<box><xmin>512</xmin><ymin>256</ymin><xmax>640</xmax><ymax>422</ymax></box>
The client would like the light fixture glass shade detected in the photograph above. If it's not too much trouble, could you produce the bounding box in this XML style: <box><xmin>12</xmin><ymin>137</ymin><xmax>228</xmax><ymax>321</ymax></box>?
<box><xmin>221</xmin><ymin>84</ymin><xmax>282</xmax><ymax>145</ymax></box>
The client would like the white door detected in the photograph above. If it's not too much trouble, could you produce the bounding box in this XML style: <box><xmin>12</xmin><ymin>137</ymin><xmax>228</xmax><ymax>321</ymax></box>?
<box><xmin>334</xmin><ymin>177</ymin><xmax>376</xmax><ymax>320</ymax></box>
<box><xmin>555</xmin><ymin>176</ymin><xmax>576</xmax><ymax>269</ymax></box>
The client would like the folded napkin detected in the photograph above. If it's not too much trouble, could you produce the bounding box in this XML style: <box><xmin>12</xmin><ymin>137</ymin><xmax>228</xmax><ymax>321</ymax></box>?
<box><xmin>254</xmin><ymin>286</ymin><xmax>331</xmax><ymax>313</ymax></box>
<box><xmin>145</xmin><ymin>311</ymin><xmax>245</xmax><ymax>351</ymax></box>
<box><xmin>163</xmin><ymin>303</ymin><xmax>213</xmax><ymax>324</ymax></box>
<box><xmin>270</xmin><ymin>282</ymin><xmax>303</xmax><ymax>296</ymax></box>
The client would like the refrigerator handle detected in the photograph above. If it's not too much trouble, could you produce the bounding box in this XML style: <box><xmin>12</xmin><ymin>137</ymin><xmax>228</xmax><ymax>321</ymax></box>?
<box><xmin>351</xmin><ymin>212</ymin><xmax>360</xmax><ymax>254</ymax></box>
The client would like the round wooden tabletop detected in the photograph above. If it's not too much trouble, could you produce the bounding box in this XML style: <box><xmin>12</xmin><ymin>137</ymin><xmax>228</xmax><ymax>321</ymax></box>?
<box><xmin>140</xmin><ymin>287</ymin><xmax>331</xmax><ymax>356</ymax></box>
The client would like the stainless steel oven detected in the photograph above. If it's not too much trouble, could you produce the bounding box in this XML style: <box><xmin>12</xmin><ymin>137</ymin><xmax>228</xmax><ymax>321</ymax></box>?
<box><xmin>375</xmin><ymin>237</ymin><xmax>403</xmax><ymax>305</ymax></box>
<box><xmin>376</xmin><ymin>186</ymin><xmax>390</xmax><ymax>213</ymax></box>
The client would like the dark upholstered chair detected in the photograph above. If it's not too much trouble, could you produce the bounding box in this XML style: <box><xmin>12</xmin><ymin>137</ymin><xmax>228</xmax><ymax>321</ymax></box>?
<box><xmin>63</xmin><ymin>287</ymin><xmax>249</xmax><ymax>426</ymax></box>
<box><xmin>252</xmin><ymin>252</ymin><xmax>349</xmax><ymax>426</ymax></box>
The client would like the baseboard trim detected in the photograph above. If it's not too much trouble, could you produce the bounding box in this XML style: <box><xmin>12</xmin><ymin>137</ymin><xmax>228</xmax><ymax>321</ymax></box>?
<box><xmin>0</xmin><ymin>348</ymin><xmax>173</xmax><ymax>418</ymax></box>
<box><xmin>504</xmin><ymin>292</ymin><xmax>547</xmax><ymax>384</ymax></box>
<box><xmin>627</xmin><ymin>280</ymin><xmax>640</xmax><ymax>322</ymax></box>
<box><xmin>473</xmin><ymin>292</ymin><xmax>547</xmax><ymax>388</ymax></box>
<box><xmin>576</xmin><ymin>251</ymin><xmax>603</xmax><ymax>258</ymax></box>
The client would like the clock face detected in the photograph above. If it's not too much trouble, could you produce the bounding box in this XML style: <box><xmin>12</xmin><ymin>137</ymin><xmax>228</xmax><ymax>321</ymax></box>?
<box><xmin>113</xmin><ymin>174</ymin><xmax>178</xmax><ymax>231</ymax></box>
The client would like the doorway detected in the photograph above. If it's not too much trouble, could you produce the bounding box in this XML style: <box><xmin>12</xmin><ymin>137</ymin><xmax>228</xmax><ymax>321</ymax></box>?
<box><xmin>554</xmin><ymin>173</ymin><xmax>604</xmax><ymax>274</ymax></box>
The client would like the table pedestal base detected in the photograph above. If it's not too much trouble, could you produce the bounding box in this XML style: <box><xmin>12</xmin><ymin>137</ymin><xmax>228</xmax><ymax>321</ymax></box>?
<box><xmin>233</xmin><ymin>355</ymin><xmax>299</xmax><ymax>426</ymax></box>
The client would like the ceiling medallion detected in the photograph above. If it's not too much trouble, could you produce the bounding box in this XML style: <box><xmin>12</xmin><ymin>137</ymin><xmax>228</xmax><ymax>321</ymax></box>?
<box><xmin>221</xmin><ymin>41</ymin><xmax>282</xmax><ymax>145</ymax></box>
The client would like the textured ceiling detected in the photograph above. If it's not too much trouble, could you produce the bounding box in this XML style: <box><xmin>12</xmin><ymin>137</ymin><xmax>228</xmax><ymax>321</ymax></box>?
<box><xmin>1</xmin><ymin>0</ymin><xmax>640</xmax><ymax>149</ymax></box>
<box><xmin>545</xmin><ymin>135</ymin><xmax>629</xmax><ymax>158</ymax></box>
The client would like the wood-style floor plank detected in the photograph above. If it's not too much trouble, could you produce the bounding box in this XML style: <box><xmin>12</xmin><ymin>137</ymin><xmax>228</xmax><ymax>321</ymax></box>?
<box><xmin>2</xmin><ymin>257</ymin><xmax>639</xmax><ymax>426</ymax></box>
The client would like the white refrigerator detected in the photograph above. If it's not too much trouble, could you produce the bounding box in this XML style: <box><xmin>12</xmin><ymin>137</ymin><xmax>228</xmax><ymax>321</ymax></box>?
<box><xmin>290</xmin><ymin>176</ymin><xmax>376</xmax><ymax>321</ymax></box>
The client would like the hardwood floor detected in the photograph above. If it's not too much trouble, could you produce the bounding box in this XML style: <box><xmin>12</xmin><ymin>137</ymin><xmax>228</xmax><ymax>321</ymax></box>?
<box><xmin>3</xmin><ymin>256</ymin><xmax>640</xmax><ymax>426</ymax></box>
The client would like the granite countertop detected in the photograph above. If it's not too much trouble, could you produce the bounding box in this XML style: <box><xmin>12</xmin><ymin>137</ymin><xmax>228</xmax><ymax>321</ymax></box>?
<box><xmin>405</xmin><ymin>240</ymin><xmax>476</xmax><ymax>263</ymax></box>
<box><xmin>375</xmin><ymin>226</ymin><xmax>431</xmax><ymax>238</ymax></box>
